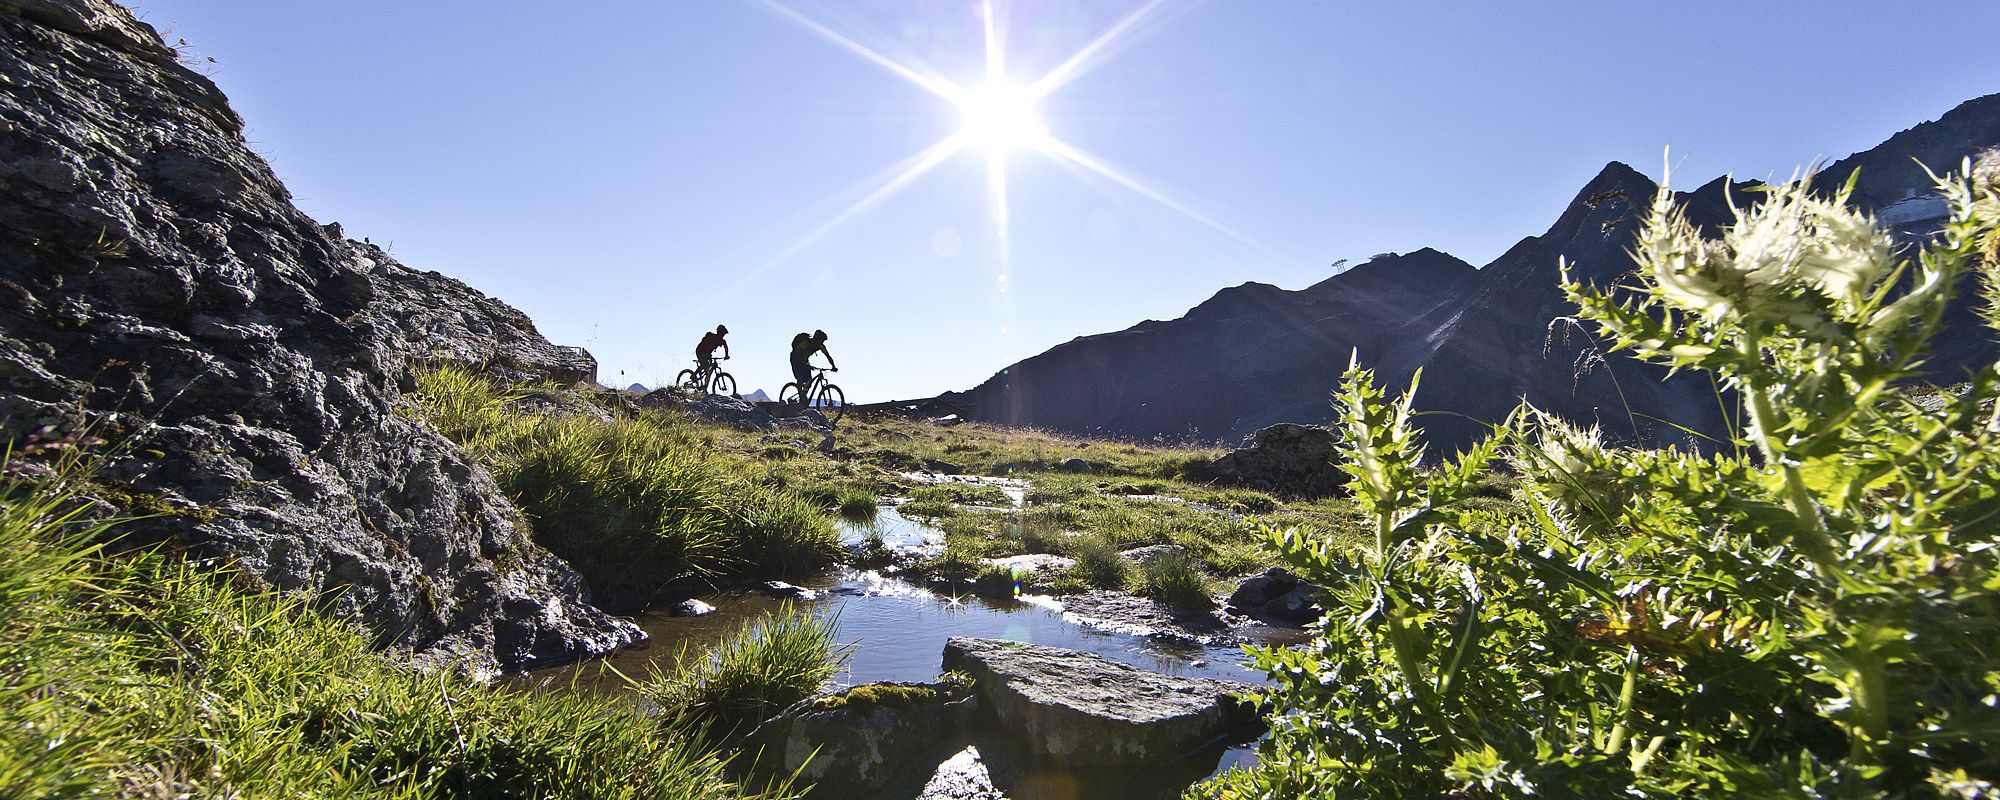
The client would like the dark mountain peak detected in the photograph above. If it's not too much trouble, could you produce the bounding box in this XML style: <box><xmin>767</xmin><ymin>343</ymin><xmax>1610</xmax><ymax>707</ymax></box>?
<box><xmin>1815</xmin><ymin>92</ymin><xmax>2000</xmax><ymax>209</ymax></box>
<box><xmin>1307</xmin><ymin>247</ymin><xmax>1477</xmax><ymax>295</ymax></box>
<box><xmin>1185</xmin><ymin>280</ymin><xmax>1289</xmax><ymax>320</ymax></box>
<box><xmin>1588</xmin><ymin>160</ymin><xmax>1651</xmax><ymax>188</ymax></box>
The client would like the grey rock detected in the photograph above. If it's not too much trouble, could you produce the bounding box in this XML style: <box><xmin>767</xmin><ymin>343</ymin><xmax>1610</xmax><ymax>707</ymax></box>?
<box><xmin>1058</xmin><ymin>457</ymin><xmax>1093</xmax><ymax>474</ymax></box>
<box><xmin>916</xmin><ymin>746</ymin><xmax>1005</xmax><ymax>800</ymax></box>
<box><xmin>668</xmin><ymin>599</ymin><xmax>716</xmax><ymax>618</ymax></box>
<box><xmin>762</xmin><ymin>581</ymin><xmax>819</xmax><ymax>602</ymax></box>
<box><xmin>641</xmin><ymin>389</ymin><xmax>830</xmax><ymax>434</ymax></box>
<box><xmin>1225</xmin><ymin>568</ymin><xmax>1323</xmax><ymax>627</ymax></box>
<box><xmin>1059</xmin><ymin>590</ymin><xmax>1234</xmax><ymax>646</ymax></box>
<box><xmin>1193</xmin><ymin>424</ymin><xmax>1347</xmax><ymax>498</ymax></box>
<box><xmin>0</xmin><ymin>1</ymin><xmax>635</xmax><ymax>674</ymax></box>
<box><xmin>940</xmin><ymin>637</ymin><xmax>1259</xmax><ymax>767</ymax></box>
<box><xmin>744</xmin><ymin>681</ymin><xmax>977</xmax><ymax>798</ymax></box>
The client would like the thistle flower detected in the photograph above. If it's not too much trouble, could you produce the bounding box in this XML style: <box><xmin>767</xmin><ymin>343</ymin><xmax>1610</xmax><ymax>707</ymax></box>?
<box><xmin>1634</xmin><ymin>190</ymin><xmax>1739</xmax><ymax>320</ymax></box>
<box><xmin>1518</xmin><ymin>408</ymin><xmax>1602</xmax><ymax>479</ymax></box>
<box><xmin>1725</xmin><ymin>181</ymin><xmax>1893</xmax><ymax>314</ymax></box>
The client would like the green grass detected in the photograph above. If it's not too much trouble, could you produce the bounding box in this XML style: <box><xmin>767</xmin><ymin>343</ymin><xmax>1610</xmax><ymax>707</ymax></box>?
<box><xmin>788</xmin><ymin>480</ymin><xmax>880</xmax><ymax>520</ymax></box>
<box><xmin>1135</xmin><ymin>550</ymin><xmax>1215</xmax><ymax>608</ymax></box>
<box><xmin>644</xmin><ymin>404</ymin><xmax>1376</xmax><ymax>585</ymax></box>
<box><xmin>1068</xmin><ymin>535</ymin><xmax>1130</xmax><ymax>589</ymax></box>
<box><xmin>0</xmin><ymin>470</ymin><xmax>786</xmax><ymax>799</ymax></box>
<box><xmin>406</xmin><ymin>365</ymin><xmax>843</xmax><ymax>604</ymax></box>
<box><xmin>908</xmin><ymin>482</ymin><xmax>1011</xmax><ymax>506</ymax></box>
<box><xmin>641</xmin><ymin>604</ymin><xmax>848</xmax><ymax>739</ymax></box>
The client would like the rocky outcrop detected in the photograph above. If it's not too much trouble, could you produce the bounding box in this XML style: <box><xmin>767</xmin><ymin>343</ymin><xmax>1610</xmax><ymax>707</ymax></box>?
<box><xmin>1225</xmin><ymin>567</ymin><xmax>1323</xmax><ymax>626</ymax></box>
<box><xmin>744</xmin><ymin>681</ymin><xmax>978</xmax><ymax>799</ymax></box>
<box><xmin>944</xmin><ymin>95</ymin><xmax>2000</xmax><ymax>451</ymax></box>
<box><xmin>940</xmin><ymin>637</ymin><xmax>1260</xmax><ymax>767</ymax></box>
<box><xmin>1192</xmin><ymin>423</ymin><xmax>1348</xmax><ymax>497</ymax></box>
<box><xmin>0</xmin><ymin>2</ymin><xmax>638</xmax><ymax>673</ymax></box>
<box><xmin>641</xmin><ymin>390</ymin><xmax>832</xmax><ymax>436</ymax></box>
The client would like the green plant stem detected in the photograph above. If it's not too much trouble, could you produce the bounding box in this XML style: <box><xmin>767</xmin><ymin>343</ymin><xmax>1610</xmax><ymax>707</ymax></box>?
<box><xmin>1373</xmin><ymin>511</ymin><xmax>1445</xmax><ymax>735</ymax></box>
<box><xmin>1736</xmin><ymin>333</ymin><xmax>1841</xmax><ymax>579</ymax></box>
<box><xmin>1605</xmin><ymin>645</ymin><xmax>1639</xmax><ymax>755</ymax></box>
<box><xmin>1847</xmin><ymin>635</ymin><xmax>1891</xmax><ymax>763</ymax></box>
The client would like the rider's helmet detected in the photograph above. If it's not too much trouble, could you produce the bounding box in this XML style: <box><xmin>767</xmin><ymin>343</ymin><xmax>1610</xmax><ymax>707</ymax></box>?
<box><xmin>813</xmin><ymin>329</ymin><xmax>828</xmax><ymax>342</ymax></box>
<box><xmin>716</xmin><ymin>324</ymin><xmax>729</xmax><ymax>335</ymax></box>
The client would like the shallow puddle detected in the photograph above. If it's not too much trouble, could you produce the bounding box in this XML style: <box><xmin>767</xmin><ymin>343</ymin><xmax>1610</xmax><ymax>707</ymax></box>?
<box><xmin>520</xmin><ymin>501</ymin><xmax>1302</xmax><ymax>797</ymax></box>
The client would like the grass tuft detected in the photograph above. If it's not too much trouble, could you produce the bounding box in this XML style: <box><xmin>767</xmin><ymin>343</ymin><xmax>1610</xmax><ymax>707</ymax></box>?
<box><xmin>1068</xmin><ymin>535</ymin><xmax>1130</xmax><ymax>589</ymax></box>
<box><xmin>1135</xmin><ymin>550</ymin><xmax>1215</xmax><ymax>608</ymax></box>
<box><xmin>0</xmin><ymin>466</ymin><xmax>782</xmax><ymax>799</ymax></box>
<box><xmin>406</xmin><ymin>365</ymin><xmax>843</xmax><ymax>603</ymax></box>
<box><xmin>641</xmin><ymin>604</ymin><xmax>848</xmax><ymax>739</ymax></box>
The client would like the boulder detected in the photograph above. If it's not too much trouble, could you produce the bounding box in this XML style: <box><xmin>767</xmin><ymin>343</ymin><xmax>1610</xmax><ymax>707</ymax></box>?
<box><xmin>1225</xmin><ymin>567</ymin><xmax>1324</xmax><ymax>627</ymax></box>
<box><xmin>940</xmin><ymin>637</ymin><xmax>1259</xmax><ymax>767</ymax></box>
<box><xmin>744</xmin><ymin>681</ymin><xmax>976</xmax><ymax>798</ymax></box>
<box><xmin>1193</xmin><ymin>423</ymin><xmax>1348</xmax><ymax>498</ymax></box>
<box><xmin>0</xmin><ymin>2</ymin><xmax>634</xmax><ymax>674</ymax></box>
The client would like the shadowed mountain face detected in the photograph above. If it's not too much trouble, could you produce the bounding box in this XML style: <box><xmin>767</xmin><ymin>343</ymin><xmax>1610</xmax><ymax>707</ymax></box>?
<box><xmin>946</xmin><ymin>94</ymin><xmax>2000</xmax><ymax>451</ymax></box>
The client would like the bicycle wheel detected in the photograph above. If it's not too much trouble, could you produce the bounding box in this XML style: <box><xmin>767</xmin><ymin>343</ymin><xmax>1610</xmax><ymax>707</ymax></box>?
<box><xmin>675</xmin><ymin>369</ymin><xmax>699</xmax><ymax>391</ymax></box>
<box><xmin>817</xmin><ymin>382</ymin><xmax>846</xmax><ymax>425</ymax></box>
<box><xmin>778</xmin><ymin>382</ymin><xmax>801</xmax><ymax>405</ymax></box>
<box><xmin>711</xmin><ymin>372</ymin><xmax>737</xmax><ymax>398</ymax></box>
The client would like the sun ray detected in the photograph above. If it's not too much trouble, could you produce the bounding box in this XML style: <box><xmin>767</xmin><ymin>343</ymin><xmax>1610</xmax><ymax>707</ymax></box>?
<box><xmin>986</xmin><ymin>148</ymin><xmax>1013</xmax><ymax>277</ymax></box>
<box><xmin>1036</xmin><ymin>136</ymin><xmax>1295</xmax><ymax>265</ymax></box>
<box><xmin>692</xmin><ymin>132</ymin><xmax>972</xmax><ymax>315</ymax></box>
<box><xmin>1026</xmin><ymin>0</ymin><xmax>1173</xmax><ymax>100</ymax></box>
<box><xmin>753</xmin><ymin>0</ymin><xmax>966</xmax><ymax>102</ymax></box>
<box><xmin>982</xmin><ymin>0</ymin><xmax>1004</xmax><ymax>83</ymax></box>
<box><xmin>764</xmin><ymin>131</ymin><xmax>971</xmax><ymax>266</ymax></box>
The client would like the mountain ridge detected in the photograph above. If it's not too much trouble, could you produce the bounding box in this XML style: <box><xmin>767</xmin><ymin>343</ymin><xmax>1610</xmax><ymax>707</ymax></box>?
<box><xmin>944</xmin><ymin>94</ymin><xmax>2000</xmax><ymax>448</ymax></box>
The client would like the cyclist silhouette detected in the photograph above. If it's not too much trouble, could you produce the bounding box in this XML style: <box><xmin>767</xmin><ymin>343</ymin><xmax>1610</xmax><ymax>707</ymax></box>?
<box><xmin>789</xmin><ymin>329</ymin><xmax>835</xmax><ymax>396</ymax></box>
<box><xmin>696</xmin><ymin>324</ymin><xmax>730</xmax><ymax>371</ymax></box>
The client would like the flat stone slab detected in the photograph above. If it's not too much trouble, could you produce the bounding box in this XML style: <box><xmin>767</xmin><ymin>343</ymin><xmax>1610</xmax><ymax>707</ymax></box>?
<box><xmin>941</xmin><ymin>637</ymin><xmax>1258</xmax><ymax>768</ymax></box>
<box><xmin>1058</xmin><ymin>590</ymin><xmax>1236</xmax><ymax>645</ymax></box>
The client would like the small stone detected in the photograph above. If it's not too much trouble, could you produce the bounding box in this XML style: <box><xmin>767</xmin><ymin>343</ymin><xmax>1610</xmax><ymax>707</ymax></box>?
<box><xmin>668</xmin><ymin>599</ymin><xmax>716</xmax><ymax>617</ymax></box>
<box><xmin>762</xmin><ymin>581</ymin><xmax>819</xmax><ymax>601</ymax></box>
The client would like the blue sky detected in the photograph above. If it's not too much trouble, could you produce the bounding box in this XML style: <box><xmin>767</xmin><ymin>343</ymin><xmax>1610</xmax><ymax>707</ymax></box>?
<box><xmin>130</xmin><ymin>1</ymin><xmax>1998</xmax><ymax>399</ymax></box>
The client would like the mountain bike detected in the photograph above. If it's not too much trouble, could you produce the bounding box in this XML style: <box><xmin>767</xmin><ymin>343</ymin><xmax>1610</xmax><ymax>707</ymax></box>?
<box><xmin>675</xmin><ymin>356</ymin><xmax>737</xmax><ymax>398</ymax></box>
<box><xmin>778</xmin><ymin>366</ymin><xmax>845</xmax><ymax>425</ymax></box>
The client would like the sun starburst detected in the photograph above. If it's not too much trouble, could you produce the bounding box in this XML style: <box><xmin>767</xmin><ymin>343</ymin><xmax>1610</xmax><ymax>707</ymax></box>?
<box><xmin>745</xmin><ymin>0</ymin><xmax>1285</xmax><ymax>294</ymax></box>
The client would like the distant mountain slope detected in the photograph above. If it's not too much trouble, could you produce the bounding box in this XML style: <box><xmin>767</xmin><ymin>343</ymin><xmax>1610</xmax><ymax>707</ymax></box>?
<box><xmin>943</xmin><ymin>248</ymin><xmax>1476</xmax><ymax>441</ymax></box>
<box><xmin>945</xmin><ymin>94</ymin><xmax>2000</xmax><ymax>449</ymax></box>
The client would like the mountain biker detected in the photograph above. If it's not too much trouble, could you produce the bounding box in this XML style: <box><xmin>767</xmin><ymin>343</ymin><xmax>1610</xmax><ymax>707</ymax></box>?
<box><xmin>789</xmin><ymin>329</ymin><xmax>835</xmax><ymax>396</ymax></box>
<box><xmin>695</xmin><ymin>324</ymin><xmax>730</xmax><ymax>372</ymax></box>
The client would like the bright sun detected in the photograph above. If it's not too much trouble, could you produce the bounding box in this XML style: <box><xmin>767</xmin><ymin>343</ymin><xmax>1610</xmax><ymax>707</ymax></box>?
<box><xmin>956</xmin><ymin>82</ymin><xmax>1048</xmax><ymax>155</ymax></box>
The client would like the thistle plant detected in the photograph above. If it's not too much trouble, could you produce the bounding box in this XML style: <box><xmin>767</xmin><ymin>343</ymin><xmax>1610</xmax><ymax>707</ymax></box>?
<box><xmin>1199</xmin><ymin>157</ymin><xmax>2000</xmax><ymax>799</ymax></box>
